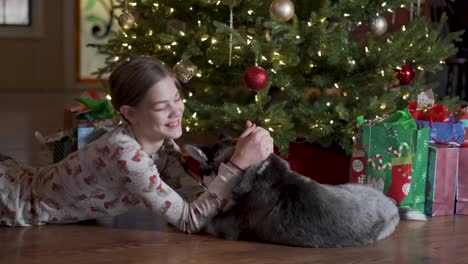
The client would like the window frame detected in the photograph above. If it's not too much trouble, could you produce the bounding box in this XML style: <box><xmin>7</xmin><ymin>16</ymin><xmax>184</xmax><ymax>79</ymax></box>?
<box><xmin>0</xmin><ymin>0</ymin><xmax>42</xmax><ymax>38</ymax></box>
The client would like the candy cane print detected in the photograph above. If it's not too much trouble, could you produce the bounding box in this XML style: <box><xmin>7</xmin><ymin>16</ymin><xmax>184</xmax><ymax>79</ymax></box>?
<box><xmin>398</xmin><ymin>142</ymin><xmax>410</xmax><ymax>157</ymax></box>
<box><xmin>387</xmin><ymin>146</ymin><xmax>399</xmax><ymax>157</ymax></box>
<box><xmin>367</xmin><ymin>158</ymin><xmax>376</xmax><ymax>170</ymax></box>
<box><xmin>381</xmin><ymin>161</ymin><xmax>392</xmax><ymax>171</ymax></box>
<box><xmin>376</xmin><ymin>154</ymin><xmax>383</xmax><ymax>170</ymax></box>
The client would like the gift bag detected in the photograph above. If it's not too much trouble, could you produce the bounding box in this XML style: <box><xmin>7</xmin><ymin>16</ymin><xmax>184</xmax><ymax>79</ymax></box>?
<box><xmin>425</xmin><ymin>145</ymin><xmax>458</xmax><ymax>216</ymax></box>
<box><xmin>349</xmin><ymin>148</ymin><xmax>366</xmax><ymax>184</ymax></box>
<box><xmin>458</xmin><ymin>109</ymin><xmax>468</xmax><ymax>144</ymax></box>
<box><xmin>456</xmin><ymin>147</ymin><xmax>468</xmax><ymax>214</ymax></box>
<box><xmin>353</xmin><ymin>109</ymin><xmax>430</xmax><ymax>212</ymax></box>
<box><xmin>416</xmin><ymin>120</ymin><xmax>465</xmax><ymax>145</ymax></box>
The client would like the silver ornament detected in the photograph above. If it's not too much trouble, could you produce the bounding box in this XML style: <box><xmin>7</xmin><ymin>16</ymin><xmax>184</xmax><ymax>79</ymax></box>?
<box><xmin>269</xmin><ymin>0</ymin><xmax>295</xmax><ymax>22</ymax></box>
<box><xmin>173</xmin><ymin>60</ymin><xmax>198</xmax><ymax>83</ymax></box>
<box><xmin>370</xmin><ymin>15</ymin><xmax>388</xmax><ymax>36</ymax></box>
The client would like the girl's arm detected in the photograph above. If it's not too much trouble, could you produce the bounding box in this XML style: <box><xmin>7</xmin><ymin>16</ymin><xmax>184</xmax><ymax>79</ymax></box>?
<box><xmin>152</xmin><ymin>139</ymin><xmax>206</xmax><ymax>202</ymax></box>
<box><xmin>118</xmin><ymin>145</ymin><xmax>241</xmax><ymax>233</ymax></box>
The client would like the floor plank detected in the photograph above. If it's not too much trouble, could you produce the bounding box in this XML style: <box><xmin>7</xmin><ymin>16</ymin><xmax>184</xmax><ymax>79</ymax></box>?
<box><xmin>1</xmin><ymin>208</ymin><xmax>468</xmax><ymax>264</ymax></box>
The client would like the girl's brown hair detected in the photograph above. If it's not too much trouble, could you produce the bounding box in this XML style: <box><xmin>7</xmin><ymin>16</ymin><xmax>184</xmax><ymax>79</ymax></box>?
<box><xmin>109</xmin><ymin>57</ymin><xmax>178</xmax><ymax>111</ymax></box>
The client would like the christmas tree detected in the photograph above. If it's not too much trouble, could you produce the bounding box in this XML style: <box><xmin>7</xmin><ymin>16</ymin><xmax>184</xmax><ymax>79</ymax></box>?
<box><xmin>92</xmin><ymin>0</ymin><xmax>462</xmax><ymax>154</ymax></box>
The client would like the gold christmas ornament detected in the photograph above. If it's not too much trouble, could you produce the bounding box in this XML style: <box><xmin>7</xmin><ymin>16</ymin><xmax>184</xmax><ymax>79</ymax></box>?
<box><xmin>119</xmin><ymin>9</ymin><xmax>136</xmax><ymax>30</ymax></box>
<box><xmin>173</xmin><ymin>60</ymin><xmax>198</xmax><ymax>83</ymax></box>
<box><xmin>369</xmin><ymin>15</ymin><xmax>388</xmax><ymax>36</ymax></box>
<box><xmin>269</xmin><ymin>0</ymin><xmax>295</xmax><ymax>22</ymax></box>
<box><xmin>118</xmin><ymin>9</ymin><xmax>137</xmax><ymax>30</ymax></box>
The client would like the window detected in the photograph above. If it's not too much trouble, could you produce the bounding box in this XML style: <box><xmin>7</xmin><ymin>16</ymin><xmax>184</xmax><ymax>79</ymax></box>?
<box><xmin>0</xmin><ymin>0</ymin><xmax>31</xmax><ymax>26</ymax></box>
<box><xmin>0</xmin><ymin>0</ymin><xmax>42</xmax><ymax>38</ymax></box>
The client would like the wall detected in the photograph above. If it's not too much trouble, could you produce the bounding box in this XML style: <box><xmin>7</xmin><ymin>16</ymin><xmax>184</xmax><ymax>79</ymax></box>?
<box><xmin>0</xmin><ymin>0</ymin><xmax>65</xmax><ymax>92</ymax></box>
<box><xmin>0</xmin><ymin>0</ymin><xmax>83</xmax><ymax>166</ymax></box>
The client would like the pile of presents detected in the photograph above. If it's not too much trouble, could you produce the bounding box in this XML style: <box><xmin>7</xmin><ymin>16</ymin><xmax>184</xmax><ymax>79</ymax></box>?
<box><xmin>35</xmin><ymin>91</ymin><xmax>119</xmax><ymax>163</ymax></box>
<box><xmin>350</xmin><ymin>90</ymin><xmax>468</xmax><ymax>217</ymax></box>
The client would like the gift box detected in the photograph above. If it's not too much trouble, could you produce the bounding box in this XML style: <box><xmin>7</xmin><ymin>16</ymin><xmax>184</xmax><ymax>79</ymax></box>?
<box><xmin>459</xmin><ymin>111</ymin><xmax>468</xmax><ymax>144</ymax></box>
<box><xmin>287</xmin><ymin>142</ymin><xmax>350</xmax><ymax>185</ymax></box>
<box><xmin>408</xmin><ymin>94</ymin><xmax>465</xmax><ymax>145</ymax></box>
<box><xmin>425</xmin><ymin>145</ymin><xmax>458</xmax><ymax>216</ymax></box>
<box><xmin>77</xmin><ymin>126</ymin><xmax>115</xmax><ymax>149</ymax></box>
<box><xmin>455</xmin><ymin>147</ymin><xmax>468</xmax><ymax>214</ymax></box>
<box><xmin>34</xmin><ymin>129</ymin><xmax>76</xmax><ymax>163</ymax></box>
<box><xmin>416</xmin><ymin>120</ymin><xmax>465</xmax><ymax>145</ymax></box>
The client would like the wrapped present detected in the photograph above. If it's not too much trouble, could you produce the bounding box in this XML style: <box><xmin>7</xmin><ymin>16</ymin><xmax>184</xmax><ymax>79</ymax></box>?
<box><xmin>408</xmin><ymin>91</ymin><xmax>465</xmax><ymax>145</ymax></box>
<box><xmin>408</xmin><ymin>90</ymin><xmax>465</xmax><ymax>146</ymax></box>
<box><xmin>408</xmin><ymin>101</ymin><xmax>448</xmax><ymax>122</ymax></box>
<box><xmin>286</xmin><ymin>142</ymin><xmax>350</xmax><ymax>185</ymax></box>
<box><xmin>425</xmin><ymin>145</ymin><xmax>458</xmax><ymax>216</ymax></box>
<box><xmin>407</xmin><ymin>90</ymin><xmax>445</xmax><ymax>122</ymax></box>
<box><xmin>77</xmin><ymin>126</ymin><xmax>115</xmax><ymax>149</ymax></box>
<box><xmin>34</xmin><ymin>130</ymin><xmax>76</xmax><ymax>163</ymax></box>
<box><xmin>353</xmin><ymin>109</ymin><xmax>430</xmax><ymax>212</ymax></box>
<box><xmin>64</xmin><ymin>90</ymin><xmax>118</xmax><ymax>129</ymax></box>
<box><xmin>455</xmin><ymin>147</ymin><xmax>468</xmax><ymax>214</ymax></box>
<box><xmin>415</xmin><ymin>120</ymin><xmax>465</xmax><ymax>145</ymax></box>
<box><xmin>457</xmin><ymin>107</ymin><xmax>468</xmax><ymax>143</ymax></box>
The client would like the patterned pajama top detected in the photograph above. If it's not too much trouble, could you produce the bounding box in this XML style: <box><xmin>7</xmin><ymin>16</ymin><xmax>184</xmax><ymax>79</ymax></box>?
<box><xmin>0</xmin><ymin>124</ymin><xmax>241</xmax><ymax>233</ymax></box>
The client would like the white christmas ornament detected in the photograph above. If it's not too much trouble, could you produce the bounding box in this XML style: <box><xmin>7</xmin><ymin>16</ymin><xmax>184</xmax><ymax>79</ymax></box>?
<box><xmin>370</xmin><ymin>15</ymin><xmax>388</xmax><ymax>36</ymax></box>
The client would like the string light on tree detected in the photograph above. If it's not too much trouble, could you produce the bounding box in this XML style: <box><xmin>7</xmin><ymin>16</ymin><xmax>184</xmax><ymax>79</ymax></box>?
<box><xmin>93</xmin><ymin>0</ymin><xmax>461</xmax><ymax>155</ymax></box>
<box><xmin>269</xmin><ymin>0</ymin><xmax>295</xmax><ymax>22</ymax></box>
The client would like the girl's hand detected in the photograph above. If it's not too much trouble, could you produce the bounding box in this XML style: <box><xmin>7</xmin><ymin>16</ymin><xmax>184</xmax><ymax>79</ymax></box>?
<box><xmin>229</xmin><ymin>120</ymin><xmax>274</xmax><ymax>171</ymax></box>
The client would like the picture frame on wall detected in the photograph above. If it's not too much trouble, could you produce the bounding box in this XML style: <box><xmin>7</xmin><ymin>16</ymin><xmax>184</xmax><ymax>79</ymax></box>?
<box><xmin>0</xmin><ymin>0</ymin><xmax>43</xmax><ymax>38</ymax></box>
<box><xmin>76</xmin><ymin>0</ymin><xmax>117</xmax><ymax>83</ymax></box>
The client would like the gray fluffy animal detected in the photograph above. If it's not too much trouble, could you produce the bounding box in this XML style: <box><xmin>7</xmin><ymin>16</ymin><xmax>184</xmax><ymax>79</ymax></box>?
<box><xmin>184</xmin><ymin>136</ymin><xmax>425</xmax><ymax>248</ymax></box>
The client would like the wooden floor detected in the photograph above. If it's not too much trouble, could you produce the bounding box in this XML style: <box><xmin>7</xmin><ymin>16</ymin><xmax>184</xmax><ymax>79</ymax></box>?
<box><xmin>1</xmin><ymin>207</ymin><xmax>468</xmax><ymax>264</ymax></box>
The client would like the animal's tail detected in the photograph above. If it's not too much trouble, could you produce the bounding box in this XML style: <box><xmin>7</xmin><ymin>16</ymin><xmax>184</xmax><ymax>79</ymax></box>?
<box><xmin>399</xmin><ymin>207</ymin><xmax>427</xmax><ymax>221</ymax></box>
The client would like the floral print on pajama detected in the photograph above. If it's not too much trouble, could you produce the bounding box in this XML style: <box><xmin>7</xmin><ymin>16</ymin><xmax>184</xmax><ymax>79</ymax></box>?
<box><xmin>0</xmin><ymin>124</ymin><xmax>241</xmax><ymax>233</ymax></box>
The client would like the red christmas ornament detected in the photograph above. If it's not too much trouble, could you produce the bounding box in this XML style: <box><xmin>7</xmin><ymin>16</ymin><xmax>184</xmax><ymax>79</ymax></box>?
<box><xmin>395</xmin><ymin>64</ymin><xmax>415</xmax><ymax>85</ymax></box>
<box><xmin>243</xmin><ymin>66</ymin><xmax>269</xmax><ymax>91</ymax></box>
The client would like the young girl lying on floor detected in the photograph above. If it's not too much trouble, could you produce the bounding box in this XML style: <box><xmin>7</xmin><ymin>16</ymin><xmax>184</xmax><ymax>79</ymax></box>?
<box><xmin>0</xmin><ymin>57</ymin><xmax>273</xmax><ymax>231</ymax></box>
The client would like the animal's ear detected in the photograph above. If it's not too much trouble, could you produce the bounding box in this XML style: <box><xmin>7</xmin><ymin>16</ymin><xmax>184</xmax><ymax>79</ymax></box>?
<box><xmin>218</xmin><ymin>133</ymin><xmax>237</xmax><ymax>148</ymax></box>
<box><xmin>218</xmin><ymin>133</ymin><xmax>230</xmax><ymax>141</ymax></box>
<box><xmin>232</xmin><ymin>170</ymin><xmax>256</xmax><ymax>197</ymax></box>
<box><xmin>184</xmin><ymin>144</ymin><xmax>209</xmax><ymax>167</ymax></box>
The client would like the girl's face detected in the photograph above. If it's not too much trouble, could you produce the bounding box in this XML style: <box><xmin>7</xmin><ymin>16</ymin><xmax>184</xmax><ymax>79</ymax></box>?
<box><xmin>129</xmin><ymin>76</ymin><xmax>184</xmax><ymax>142</ymax></box>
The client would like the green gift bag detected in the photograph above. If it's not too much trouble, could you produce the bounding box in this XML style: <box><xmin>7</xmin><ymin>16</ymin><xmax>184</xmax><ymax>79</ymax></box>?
<box><xmin>357</xmin><ymin>109</ymin><xmax>430</xmax><ymax>212</ymax></box>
